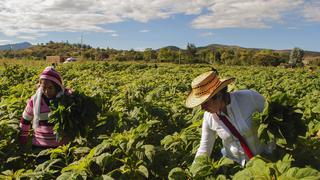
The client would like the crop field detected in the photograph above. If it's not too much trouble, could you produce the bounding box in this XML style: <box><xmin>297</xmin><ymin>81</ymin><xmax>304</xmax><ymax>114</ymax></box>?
<box><xmin>0</xmin><ymin>60</ymin><xmax>319</xmax><ymax>179</ymax></box>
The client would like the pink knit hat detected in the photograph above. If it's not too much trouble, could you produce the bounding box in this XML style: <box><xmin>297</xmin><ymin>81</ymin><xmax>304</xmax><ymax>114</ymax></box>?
<box><xmin>39</xmin><ymin>66</ymin><xmax>64</xmax><ymax>91</ymax></box>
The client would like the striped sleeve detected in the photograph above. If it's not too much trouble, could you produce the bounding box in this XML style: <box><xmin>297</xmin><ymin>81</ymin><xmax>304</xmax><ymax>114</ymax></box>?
<box><xmin>20</xmin><ymin>98</ymin><xmax>34</xmax><ymax>136</ymax></box>
<box><xmin>22</xmin><ymin>98</ymin><xmax>34</xmax><ymax>120</ymax></box>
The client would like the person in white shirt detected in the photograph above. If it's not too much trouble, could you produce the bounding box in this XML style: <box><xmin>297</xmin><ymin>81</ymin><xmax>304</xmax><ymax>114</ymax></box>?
<box><xmin>185</xmin><ymin>70</ymin><xmax>274</xmax><ymax>166</ymax></box>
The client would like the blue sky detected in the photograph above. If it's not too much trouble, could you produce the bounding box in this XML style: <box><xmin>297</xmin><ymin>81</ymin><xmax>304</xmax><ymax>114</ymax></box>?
<box><xmin>0</xmin><ymin>0</ymin><xmax>319</xmax><ymax>51</ymax></box>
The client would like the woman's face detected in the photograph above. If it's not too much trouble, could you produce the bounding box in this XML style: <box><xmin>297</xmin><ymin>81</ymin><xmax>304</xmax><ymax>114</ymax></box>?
<box><xmin>40</xmin><ymin>79</ymin><xmax>57</xmax><ymax>98</ymax></box>
<box><xmin>201</xmin><ymin>94</ymin><xmax>223</xmax><ymax>113</ymax></box>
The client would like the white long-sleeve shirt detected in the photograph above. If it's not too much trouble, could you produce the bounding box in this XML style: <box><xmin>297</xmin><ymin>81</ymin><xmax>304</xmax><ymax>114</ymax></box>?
<box><xmin>195</xmin><ymin>90</ymin><xmax>272</xmax><ymax>166</ymax></box>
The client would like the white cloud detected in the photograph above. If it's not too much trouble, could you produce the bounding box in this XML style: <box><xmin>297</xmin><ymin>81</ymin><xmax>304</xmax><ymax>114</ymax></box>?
<box><xmin>302</xmin><ymin>1</ymin><xmax>320</xmax><ymax>22</ymax></box>
<box><xmin>139</xmin><ymin>29</ymin><xmax>150</xmax><ymax>33</ymax></box>
<box><xmin>192</xmin><ymin>0</ymin><xmax>304</xmax><ymax>29</ymax></box>
<box><xmin>17</xmin><ymin>36</ymin><xmax>39</xmax><ymax>40</ymax></box>
<box><xmin>17</xmin><ymin>33</ymin><xmax>47</xmax><ymax>40</ymax></box>
<box><xmin>0</xmin><ymin>0</ymin><xmax>211</xmax><ymax>38</ymax></box>
<box><xmin>111</xmin><ymin>33</ymin><xmax>119</xmax><ymax>37</ymax></box>
<box><xmin>200</xmin><ymin>32</ymin><xmax>214</xmax><ymax>37</ymax></box>
<box><xmin>0</xmin><ymin>0</ymin><xmax>318</xmax><ymax>39</ymax></box>
<box><xmin>0</xmin><ymin>39</ymin><xmax>12</xmax><ymax>45</ymax></box>
<box><xmin>133</xmin><ymin>47</ymin><xmax>148</xmax><ymax>51</ymax></box>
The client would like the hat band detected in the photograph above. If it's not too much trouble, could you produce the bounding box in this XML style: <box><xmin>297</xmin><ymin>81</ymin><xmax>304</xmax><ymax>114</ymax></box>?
<box><xmin>194</xmin><ymin>77</ymin><xmax>220</xmax><ymax>97</ymax></box>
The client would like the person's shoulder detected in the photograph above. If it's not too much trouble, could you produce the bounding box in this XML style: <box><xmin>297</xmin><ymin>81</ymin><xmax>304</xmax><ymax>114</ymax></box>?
<box><xmin>232</xmin><ymin>89</ymin><xmax>261</xmax><ymax>97</ymax></box>
<box><xmin>231</xmin><ymin>89</ymin><xmax>253</xmax><ymax>98</ymax></box>
<box><xmin>203</xmin><ymin>111</ymin><xmax>211</xmax><ymax>120</ymax></box>
<box><xmin>29</xmin><ymin>94</ymin><xmax>37</xmax><ymax>102</ymax></box>
<box><xmin>24</xmin><ymin>94</ymin><xmax>36</xmax><ymax>107</ymax></box>
<box><xmin>231</xmin><ymin>89</ymin><xmax>263</xmax><ymax>104</ymax></box>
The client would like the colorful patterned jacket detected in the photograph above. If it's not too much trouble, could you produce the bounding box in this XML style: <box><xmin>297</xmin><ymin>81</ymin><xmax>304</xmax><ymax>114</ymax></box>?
<box><xmin>19</xmin><ymin>89</ymin><xmax>71</xmax><ymax>148</ymax></box>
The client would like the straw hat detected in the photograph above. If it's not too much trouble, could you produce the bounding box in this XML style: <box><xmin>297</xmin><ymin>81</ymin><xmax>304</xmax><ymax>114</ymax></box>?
<box><xmin>185</xmin><ymin>71</ymin><xmax>235</xmax><ymax>108</ymax></box>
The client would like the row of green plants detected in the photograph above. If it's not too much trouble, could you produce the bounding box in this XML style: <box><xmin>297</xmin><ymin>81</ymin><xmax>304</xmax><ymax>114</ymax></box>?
<box><xmin>0</xmin><ymin>61</ymin><xmax>319</xmax><ymax>179</ymax></box>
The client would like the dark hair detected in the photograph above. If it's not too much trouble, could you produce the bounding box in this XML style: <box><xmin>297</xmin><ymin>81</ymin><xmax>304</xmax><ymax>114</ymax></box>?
<box><xmin>221</xmin><ymin>86</ymin><xmax>230</xmax><ymax>104</ymax></box>
<box><xmin>220</xmin><ymin>86</ymin><xmax>228</xmax><ymax>94</ymax></box>
<box><xmin>214</xmin><ymin>86</ymin><xmax>229</xmax><ymax>103</ymax></box>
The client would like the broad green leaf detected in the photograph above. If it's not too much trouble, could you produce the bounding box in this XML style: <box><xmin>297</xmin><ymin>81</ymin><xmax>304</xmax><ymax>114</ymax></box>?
<box><xmin>279</xmin><ymin>167</ymin><xmax>320</xmax><ymax>180</ymax></box>
<box><xmin>143</xmin><ymin>144</ymin><xmax>155</xmax><ymax>163</ymax></box>
<box><xmin>95</xmin><ymin>153</ymin><xmax>112</xmax><ymax>168</ymax></box>
<box><xmin>312</xmin><ymin>105</ymin><xmax>320</xmax><ymax>113</ymax></box>
<box><xmin>57</xmin><ymin>172</ymin><xmax>84</xmax><ymax>180</ymax></box>
<box><xmin>168</xmin><ymin>167</ymin><xmax>188</xmax><ymax>180</ymax></box>
<box><xmin>137</xmin><ymin>165</ymin><xmax>148</xmax><ymax>178</ymax></box>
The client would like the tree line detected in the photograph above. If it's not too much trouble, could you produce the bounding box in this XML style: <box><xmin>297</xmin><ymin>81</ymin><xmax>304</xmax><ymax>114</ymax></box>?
<box><xmin>0</xmin><ymin>41</ymin><xmax>307</xmax><ymax>66</ymax></box>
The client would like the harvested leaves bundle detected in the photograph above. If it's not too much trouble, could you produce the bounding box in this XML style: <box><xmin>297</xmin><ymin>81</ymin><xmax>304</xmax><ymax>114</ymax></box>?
<box><xmin>253</xmin><ymin>93</ymin><xmax>306</xmax><ymax>149</ymax></box>
<box><xmin>48</xmin><ymin>91</ymin><xmax>98</xmax><ymax>141</ymax></box>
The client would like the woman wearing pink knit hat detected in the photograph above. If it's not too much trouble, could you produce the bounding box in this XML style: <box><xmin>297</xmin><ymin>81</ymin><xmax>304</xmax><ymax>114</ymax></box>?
<box><xmin>19</xmin><ymin>66</ymin><xmax>71</xmax><ymax>149</ymax></box>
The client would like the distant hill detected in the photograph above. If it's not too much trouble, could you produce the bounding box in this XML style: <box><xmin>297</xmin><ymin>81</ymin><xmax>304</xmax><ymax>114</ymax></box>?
<box><xmin>0</xmin><ymin>42</ymin><xmax>32</xmax><ymax>50</ymax></box>
<box><xmin>0</xmin><ymin>41</ymin><xmax>319</xmax><ymax>65</ymax></box>
<box><xmin>199</xmin><ymin>44</ymin><xmax>320</xmax><ymax>58</ymax></box>
<box><xmin>200</xmin><ymin>44</ymin><xmax>244</xmax><ymax>50</ymax></box>
<box><xmin>157</xmin><ymin>46</ymin><xmax>181</xmax><ymax>51</ymax></box>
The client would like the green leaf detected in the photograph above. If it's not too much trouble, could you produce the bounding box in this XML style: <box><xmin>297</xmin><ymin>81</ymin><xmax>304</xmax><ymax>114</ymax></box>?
<box><xmin>258</xmin><ymin>123</ymin><xmax>268</xmax><ymax>139</ymax></box>
<box><xmin>312</xmin><ymin>105</ymin><xmax>320</xmax><ymax>113</ymax></box>
<box><xmin>217</xmin><ymin>157</ymin><xmax>235</xmax><ymax>167</ymax></box>
<box><xmin>95</xmin><ymin>153</ymin><xmax>112</xmax><ymax>168</ymax></box>
<box><xmin>143</xmin><ymin>144</ymin><xmax>155</xmax><ymax>163</ymax></box>
<box><xmin>57</xmin><ymin>172</ymin><xmax>84</xmax><ymax>180</ymax></box>
<box><xmin>35</xmin><ymin>159</ymin><xmax>62</xmax><ymax>172</ymax></box>
<box><xmin>190</xmin><ymin>155</ymin><xmax>212</xmax><ymax>177</ymax></box>
<box><xmin>1</xmin><ymin>170</ymin><xmax>13</xmax><ymax>176</ymax></box>
<box><xmin>74</xmin><ymin>147</ymin><xmax>91</xmax><ymax>155</ymax></box>
<box><xmin>234</xmin><ymin>158</ymin><xmax>272</xmax><ymax>180</ymax></box>
<box><xmin>276</xmin><ymin>154</ymin><xmax>293</xmax><ymax>174</ymax></box>
<box><xmin>168</xmin><ymin>167</ymin><xmax>188</xmax><ymax>180</ymax></box>
<box><xmin>96</xmin><ymin>175</ymin><xmax>115</xmax><ymax>180</ymax></box>
<box><xmin>137</xmin><ymin>165</ymin><xmax>148</xmax><ymax>178</ymax></box>
<box><xmin>279</xmin><ymin>167</ymin><xmax>320</xmax><ymax>180</ymax></box>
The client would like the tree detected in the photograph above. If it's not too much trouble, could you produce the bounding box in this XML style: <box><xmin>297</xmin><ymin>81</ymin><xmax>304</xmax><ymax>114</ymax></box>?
<box><xmin>214</xmin><ymin>50</ymin><xmax>221</xmax><ymax>64</ymax></box>
<box><xmin>125</xmin><ymin>49</ymin><xmax>143</xmax><ymax>61</ymax></box>
<box><xmin>198</xmin><ymin>49</ymin><xmax>211</xmax><ymax>64</ymax></box>
<box><xmin>186</xmin><ymin>43</ymin><xmax>197</xmax><ymax>62</ymax></box>
<box><xmin>233</xmin><ymin>48</ymin><xmax>241</xmax><ymax>65</ymax></box>
<box><xmin>143</xmin><ymin>48</ymin><xmax>152</xmax><ymax>62</ymax></box>
<box><xmin>157</xmin><ymin>48</ymin><xmax>178</xmax><ymax>62</ymax></box>
<box><xmin>289</xmin><ymin>47</ymin><xmax>304</xmax><ymax>67</ymax></box>
<box><xmin>239</xmin><ymin>50</ymin><xmax>254</xmax><ymax>65</ymax></box>
<box><xmin>221</xmin><ymin>49</ymin><xmax>235</xmax><ymax>65</ymax></box>
<box><xmin>96</xmin><ymin>49</ymin><xmax>109</xmax><ymax>60</ymax></box>
<box><xmin>83</xmin><ymin>49</ymin><xmax>94</xmax><ymax>60</ymax></box>
<box><xmin>253</xmin><ymin>51</ymin><xmax>285</xmax><ymax>66</ymax></box>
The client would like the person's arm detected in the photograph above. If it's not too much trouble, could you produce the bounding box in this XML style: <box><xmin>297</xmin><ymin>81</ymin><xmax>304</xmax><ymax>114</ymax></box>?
<box><xmin>195</xmin><ymin>114</ymin><xmax>217</xmax><ymax>158</ymax></box>
<box><xmin>19</xmin><ymin>99</ymin><xmax>34</xmax><ymax>144</ymax></box>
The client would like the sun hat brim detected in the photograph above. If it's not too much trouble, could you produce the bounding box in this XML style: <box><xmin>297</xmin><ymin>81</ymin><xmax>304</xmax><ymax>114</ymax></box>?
<box><xmin>185</xmin><ymin>77</ymin><xmax>235</xmax><ymax>108</ymax></box>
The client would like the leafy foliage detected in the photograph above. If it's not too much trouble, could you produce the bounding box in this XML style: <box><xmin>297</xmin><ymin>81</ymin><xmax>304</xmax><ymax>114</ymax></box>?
<box><xmin>48</xmin><ymin>92</ymin><xmax>99</xmax><ymax>141</ymax></box>
<box><xmin>0</xmin><ymin>61</ymin><xmax>319</xmax><ymax>179</ymax></box>
<box><xmin>253</xmin><ymin>93</ymin><xmax>306</xmax><ymax>148</ymax></box>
